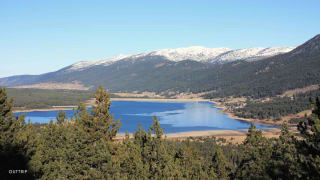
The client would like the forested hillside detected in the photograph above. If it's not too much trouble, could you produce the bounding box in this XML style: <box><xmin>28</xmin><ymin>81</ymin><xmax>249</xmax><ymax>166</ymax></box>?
<box><xmin>203</xmin><ymin>50</ymin><xmax>320</xmax><ymax>98</ymax></box>
<box><xmin>231</xmin><ymin>89</ymin><xmax>320</xmax><ymax>121</ymax></box>
<box><xmin>1</xmin><ymin>87</ymin><xmax>320</xmax><ymax>179</ymax></box>
<box><xmin>203</xmin><ymin>34</ymin><xmax>320</xmax><ymax>98</ymax></box>
<box><xmin>6</xmin><ymin>88</ymin><xmax>124</xmax><ymax>109</ymax></box>
<box><xmin>6</xmin><ymin>88</ymin><xmax>93</xmax><ymax>109</ymax></box>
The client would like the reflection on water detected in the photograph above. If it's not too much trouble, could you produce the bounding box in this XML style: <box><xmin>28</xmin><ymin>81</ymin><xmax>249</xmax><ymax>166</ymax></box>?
<box><xmin>128</xmin><ymin>102</ymin><xmax>268</xmax><ymax>129</ymax></box>
<box><xmin>160</xmin><ymin>103</ymin><xmax>242</xmax><ymax>127</ymax></box>
<box><xmin>15</xmin><ymin>101</ymin><xmax>273</xmax><ymax>133</ymax></box>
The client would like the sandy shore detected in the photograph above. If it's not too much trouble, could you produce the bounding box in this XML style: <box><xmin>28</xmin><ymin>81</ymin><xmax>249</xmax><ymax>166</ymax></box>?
<box><xmin>14</xmin><ymin>106</ymin><xmax>77</xmax><ymax>113</ymax></box>
<box><xmin>115</xmin><ymin>128</ymin><xmax>281</xmax><ymax>144</ymax></box>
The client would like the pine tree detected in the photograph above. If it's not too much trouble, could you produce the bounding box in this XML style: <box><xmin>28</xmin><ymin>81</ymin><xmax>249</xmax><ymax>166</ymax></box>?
<box><xmin>0</xmin><ymin>87</ymin><xmax>35</xmax><ymax>179</ymax></box>
<box><xmin>133</xmin><ymin>116</ymin><xmax>180</xmax><ymax>179</ymax></box>
<box><xmin>175</xmin><ymin>139</ymin><xmax>211</xmax><ymax>179</ymax></box>
<box><xmin>30</xmin><ymin>111</ymin><xmax>71</xmax><ymax>179</ymax></box>
<box><xmin>235</xmin><ymin>123</ymin><xmax>272</xmax><ymax>179</ymax></box>
<box><xmin>31</xmin><ymin>121</ymin><xmax>70</xmax><ymax>179</ymax></box>
<box><xmin>0</xmin><ymin>87</ymin><xmax>15</xmax><ymax>143</ymax></box>
<box><xmin>268</xmin><ymin>121</ymin><xmax>300</xmax><ymax>178</ymax></box>
<box><xmin>297</xmin><ymin>96</ymin><xmax>320</xmax><ymax>178</ymax></box>
<box><xmin>30</xmin><ymin>86</ymin><xmax>123</xmax><ymax>179</ymax></box>
<box><xmin>134</xmin><ymin>124</ymin><xmax>148</xmax><ymax>148</ymax></box>
<box><xmin>120</xmin><ymin>132</ymin><xmax>147</xmax><ymax>179</ymax></box>
<box><xmin>211</xmin><ymin>147</ymin><xmax>228</xmax><ymax>179</ymax></box>
<box><xmin>71</xmin><ymin>85</ymin><xmax>122</xmax><ymax>179</ymax></box>
<box><xmin>56</xmin><ymin>110</ymin><xmax>66</xmax><ymax>124</ymax></box>
<box><xmin>90</xmin><ymin>85</ymin><xmax>120</xmax><ymax>141</ymax></box>
<box><xmin>17</xmin><ymin>120</ymin><xmax>39</xmax><ymax>158</ymax></box>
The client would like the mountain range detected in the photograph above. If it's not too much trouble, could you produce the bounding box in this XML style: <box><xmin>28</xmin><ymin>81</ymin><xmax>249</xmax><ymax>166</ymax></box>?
<box><xmin>0</xmin><ymin>34</ymin><xmax>319</xmax><ymax>99</ymax></box>
<box><xmin>67</xmin><ymin>46</ymin><xmax>294</xmax><ymax>72</ymax></box>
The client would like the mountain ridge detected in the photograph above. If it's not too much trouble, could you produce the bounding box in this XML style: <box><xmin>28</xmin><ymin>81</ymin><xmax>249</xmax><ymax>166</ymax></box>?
<box><xmin>1</xmin><ymin>34</ymin><xmax>319</xmax><ymax>99</ymax></box>
<box><xmin>67</xmin><ymin>46</ymin><xmax>294</xmax><ymax>72</ymax></box>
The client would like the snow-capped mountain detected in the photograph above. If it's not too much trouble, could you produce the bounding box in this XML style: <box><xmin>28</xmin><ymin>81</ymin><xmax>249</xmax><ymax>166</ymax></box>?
<box><xmin>67</xmin><ymin>46</ymin><xmax>294</xmax><ymax>72</ymax></box>
<box><xmin>149</xmin><ymin>46</ymin><xmax>231</xmax><ymax>61</ymax></box>
<box><xmin>1</xmin><ymin>34</ymin><xmax>319</xmax><ymax>93</ymax></box>
<box><xmin>211</xmin><ymin>47</ymin><xmax>295</xmax><ymax>63</ymax></box>
<box><xmin>68</xmin><ymin>54</ymin><xmax>131</xmax><ymax>71</ymax></box>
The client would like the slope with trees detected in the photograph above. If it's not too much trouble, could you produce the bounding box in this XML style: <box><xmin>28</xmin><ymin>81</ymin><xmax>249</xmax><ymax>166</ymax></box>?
<box><xmin>233</xmin><ymin>89</ymin><xmax>320</xmax><ymax>121</ymax></box>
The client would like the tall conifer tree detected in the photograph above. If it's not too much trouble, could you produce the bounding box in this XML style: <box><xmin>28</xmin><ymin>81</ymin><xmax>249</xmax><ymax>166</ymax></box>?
<box><xmin>0</xmin><ymin>87</ymin><xmax>35</xmax><ymax>179</ymax></box>
<box><xmin>235</xmin><ymin>123</ymin><xmax>272</xmax><ymax>179</ymax></box>
<box><xmin>297</xmin><ymin>96</ymin><xmax>320</xmax><ymax>177</ymax></box>
<box><xmin>212</xmin><ymin>147</ymin><xmax>228</xmax><ymax>179</ymax></box>
<box><xmin>72</xmin><ymin>85</ymin><xmax>121</xmax><ymax>179</ymax></box>
<box><xmin>269</xmin><ymin>122</ymin><xmax>300</xmax><ymax>178</ymax></box>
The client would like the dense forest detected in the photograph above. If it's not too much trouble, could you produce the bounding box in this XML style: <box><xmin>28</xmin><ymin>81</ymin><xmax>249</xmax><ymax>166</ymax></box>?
<box><xmin>6</xmin><ymin>88</ymin><xmax>122</xmax><ymax>109</ymax></box>
<box><xmin>1</xmin><ymin>86</ymin><xmax>320</xmax><ymax>179</ymax></box>
<box><xmin>6</xmin><ymin>88</ymin><xmax>93</xmax><ymax>109</ymax></box>
<box><xmin>233</xmin><ymin>89</ymin><xmax>320</xmax><ymax>121</ymax></box>
<box><xmin>202</xmin><ymin>54</ymin><xmax>320</xmax><ymax>99</ymax></box>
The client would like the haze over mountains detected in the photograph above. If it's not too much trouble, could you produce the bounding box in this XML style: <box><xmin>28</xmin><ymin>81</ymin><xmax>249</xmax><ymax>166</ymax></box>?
<box><xmin>0</xmin><ymin>34</ymin><xmax>319</xmax><ymax>99</ymax></box>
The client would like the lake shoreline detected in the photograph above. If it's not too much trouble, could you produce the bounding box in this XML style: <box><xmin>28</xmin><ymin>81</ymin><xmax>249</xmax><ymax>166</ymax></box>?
<box><xmin>16</xmin><ymin>97</ymin><xmax>281</xmax><ymax>127</ymax></box>
<box><xmin>14</xmin><ymin>97</ymin><xmax>281</xmax><ymax>140</ymax></box>
<box><xmin>210</xmin><ymin>99</ymin><xmax>282</xmax><ymax>127</ymax></box>
<box><xmin>110</xmin><ymin>97</ymin><xmax>208</xmax><ymax>102</ymax></box>
<box><xmin>115</xmin><ymin>128</ymin><xmax>282</xmax><ymax>144</ymax></box>
<box><xmin>13</xmin><ymin>98</ymin><xmax>209</xmax><ymax>112</ymax></box>
<box><xmin>13</xmin><ymin>106</ymin><xmax>77</xmax><ymax>113</ymax></box>
<box><xmin>13</xmin><ymin>97</ymin><xmax>280</xmax><ymax>126</ymax></box>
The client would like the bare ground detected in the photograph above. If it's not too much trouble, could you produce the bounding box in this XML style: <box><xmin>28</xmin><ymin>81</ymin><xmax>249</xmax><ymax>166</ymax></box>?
<box><xmin>11</xmin><ymin>82</ymin><xmax>92</xmax><ymax>90</ymax></box>
<box><xmin>280</xmin><ymin>84</ymin><xmax>320</xmax><ymax>97</ymax></box>
<box><xmin>115</xmin><ymin>128</ymin><xmax>282</xmax><ymax>144</ymax></box>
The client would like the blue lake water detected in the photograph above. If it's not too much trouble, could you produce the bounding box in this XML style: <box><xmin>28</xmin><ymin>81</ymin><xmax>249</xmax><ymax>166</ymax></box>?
<box><xmin>14</xmin><ymin>101</ymin><xmax>274</xmax><ymax>133</ymax></box>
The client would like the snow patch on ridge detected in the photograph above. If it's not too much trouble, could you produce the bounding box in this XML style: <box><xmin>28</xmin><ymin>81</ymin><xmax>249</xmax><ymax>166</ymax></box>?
<box><xmin>212</xmin><ymin>47</ymin><xmax>295</xmax><ymax>63</ymax></box>
<box><xmin>67</xmin><ymin>46</ymin><xmax>295</xmax><ymax>72</ymax></box>
<box><xmin>68</xmin><ymin>54</ymin><xmax>131</xmax><ymax>71</ymax></box>
<box><xmin>149</xmin><ymin>46</ymin><xmax>231</xmax><ymax>61</ymax></box>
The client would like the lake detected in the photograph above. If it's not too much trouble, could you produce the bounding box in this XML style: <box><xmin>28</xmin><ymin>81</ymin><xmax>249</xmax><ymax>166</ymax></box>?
<box><xmin>14</xmin><ymin>101</ymin><xmax>273</xmax><ymax>133</ymax></box>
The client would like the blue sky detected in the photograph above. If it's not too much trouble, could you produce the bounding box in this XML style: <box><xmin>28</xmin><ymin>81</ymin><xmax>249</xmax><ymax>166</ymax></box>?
<box><xmin>0</xmin><ymin>0</ymin><xmax>319</xmax><ymax>78</ymax></box>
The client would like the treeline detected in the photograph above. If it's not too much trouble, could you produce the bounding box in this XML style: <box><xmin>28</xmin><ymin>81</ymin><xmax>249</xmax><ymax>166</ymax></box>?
<box><xmin>233</xmin><ymin>89</ymin><xmax>320</xmax><ymax>121</ymax></box>
<box><xmin>1</xmin><ymin>87</ymin><xmax>320</xmax><ymax>179</ymax></box>
<box><xmin>6</xmin><ymin>88</ymin><xmax>121</xmax><ymax>109</ymax></box>
<box><xmin>7</xmin><ymin>88</ymin><xmax>93</xmax><ymax>108</ymax></box>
